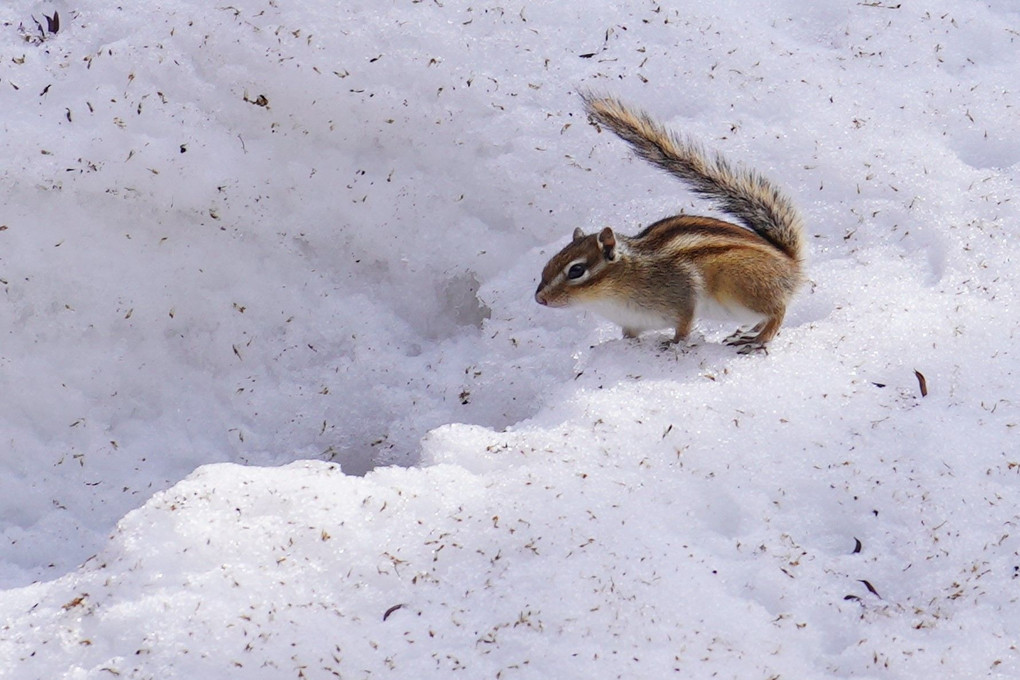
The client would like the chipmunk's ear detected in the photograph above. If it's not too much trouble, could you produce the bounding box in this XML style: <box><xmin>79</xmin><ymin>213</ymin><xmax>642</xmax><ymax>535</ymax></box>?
<box><xmin>597</xmin><ymin>227</ymin><xmax>617</xmax><ymax>261</ymax></box>
<box><xmin>572</xmin><ymin>227</ymin><xmax>585</xmax><ymax>242</ymax></box>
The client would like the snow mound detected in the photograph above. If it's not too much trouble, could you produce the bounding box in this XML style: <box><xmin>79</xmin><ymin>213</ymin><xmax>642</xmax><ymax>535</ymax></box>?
<box><xmin>2</xmin><ymin>0</ymin><xmax>1020</xmax><ymax>677</ymax></box>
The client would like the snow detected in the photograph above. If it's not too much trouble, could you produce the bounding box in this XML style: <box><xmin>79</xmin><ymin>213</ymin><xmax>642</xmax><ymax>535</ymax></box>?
<box><xmin>1</xmin><ymin>0</ymin><xmax>1019</xmax><ymax>677</ymax></box>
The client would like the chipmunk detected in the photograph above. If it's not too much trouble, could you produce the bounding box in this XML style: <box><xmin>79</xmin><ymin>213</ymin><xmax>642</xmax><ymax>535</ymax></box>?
<box><xmin>535</xmin><ymin>94</ymin><xmax>805</xmax><ymax>349</ymax></box>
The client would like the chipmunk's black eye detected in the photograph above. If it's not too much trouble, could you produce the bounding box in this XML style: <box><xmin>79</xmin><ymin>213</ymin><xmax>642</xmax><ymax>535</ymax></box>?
<box><xmin>567</xmin><ymin>263</ymin><xmax>587</xmax><ymax>280</ymax></box>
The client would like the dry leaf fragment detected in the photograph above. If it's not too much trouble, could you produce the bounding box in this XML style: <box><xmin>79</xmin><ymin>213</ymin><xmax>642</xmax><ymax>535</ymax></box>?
<box><xmin>914</xmin><ymin>369</ymin><xmax>928</xmax><ymax>397</ymax></box>
<box><xmin>62</xmin><ymin>593</ymin><xmax>87</xmax><ymax>610</ymax></box>
<box><xmin>859</xmin><ymin>579</ymin><xmax>881</xmax><ymax>598</ymax></box>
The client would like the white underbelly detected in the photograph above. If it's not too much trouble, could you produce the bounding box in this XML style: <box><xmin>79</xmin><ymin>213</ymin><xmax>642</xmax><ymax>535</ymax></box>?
<box><xmin>695</xmin><ymin>295</ymin><xmax>764</xmax><ymax>326</ymax></box>
<box><xmin>582</xmin><ymin>298</ymin><xmax>675</xmax><ymax>332</ymax></box>
<box><xmin>583</xmin><ymin>293</ymin><xmax>763</xmax><ymax>332</ymax></box>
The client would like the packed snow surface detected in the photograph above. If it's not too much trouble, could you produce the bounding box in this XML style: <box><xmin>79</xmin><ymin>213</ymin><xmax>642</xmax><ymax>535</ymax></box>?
<box><xmin>1</xmin><ymin>0</ymin><xmax>1019</xmax><ymax>677</ymax></box>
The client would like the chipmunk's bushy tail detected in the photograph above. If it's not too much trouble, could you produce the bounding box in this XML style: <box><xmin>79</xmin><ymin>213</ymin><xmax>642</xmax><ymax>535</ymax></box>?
<box><xmin>581</xmin><ymin>93</ymin><xmax>805</xmax><ymax>263</ymax></box>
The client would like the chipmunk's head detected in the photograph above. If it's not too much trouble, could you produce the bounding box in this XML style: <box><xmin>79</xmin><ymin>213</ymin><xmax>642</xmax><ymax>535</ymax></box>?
<box><xmin>535</xmin><ymin>227</ymin><xmax>620</xmax><ymax>308</ymax></box>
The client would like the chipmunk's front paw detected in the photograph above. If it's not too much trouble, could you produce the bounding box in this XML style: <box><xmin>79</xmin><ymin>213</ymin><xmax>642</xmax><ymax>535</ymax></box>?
<box><xmin>659</xmin><ymin>338</ymin><xmax>681</xmax><ymax>352</ymax></box>
<box><xmin>659</xmin><ymin>336</ymin><xmax>698</xmax><ymax>353</ymax></box>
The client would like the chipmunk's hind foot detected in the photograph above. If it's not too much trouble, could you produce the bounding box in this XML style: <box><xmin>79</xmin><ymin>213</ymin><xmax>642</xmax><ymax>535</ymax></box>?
<box><xmin>725</xmin><ymin>315</ymin><xmax>783</xmax><ymax>354</ymax></box>
<box><xmin>723</xmin><ymin>323</ymin><xmax>765</xmax><ymax>346</ymax></box>
<box><xmin>736</xmin><ymin>342</ymin><xmax>769</xmax><ymax>355</ymax></box>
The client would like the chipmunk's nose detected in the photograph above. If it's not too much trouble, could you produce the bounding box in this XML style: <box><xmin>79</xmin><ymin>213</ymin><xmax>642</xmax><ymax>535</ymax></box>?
<box><xmin>535</xmin><ymin>285</ymin><xmax>548</xmax><ymax>305</ymax></box>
